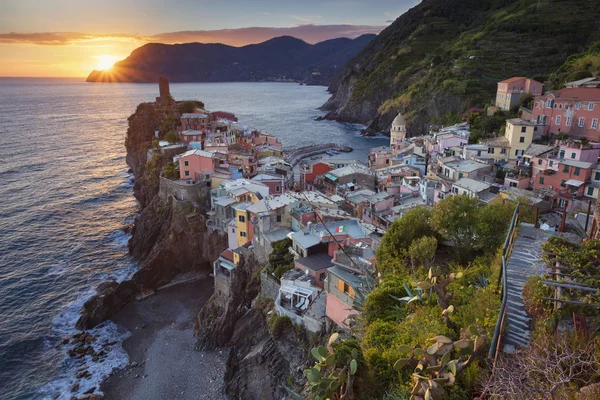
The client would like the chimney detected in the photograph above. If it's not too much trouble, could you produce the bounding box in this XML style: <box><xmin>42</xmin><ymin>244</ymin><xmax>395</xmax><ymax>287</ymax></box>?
<box><xmin>306</xmin><ymin>221</ymin><xmax>312</xmax><ymax>234</ymax></box>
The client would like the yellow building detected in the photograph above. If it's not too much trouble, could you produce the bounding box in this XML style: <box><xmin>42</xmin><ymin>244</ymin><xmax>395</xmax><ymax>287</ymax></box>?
<box><xmin>232</xmin><ymin>202</ymin><xmax>252</xmax><ymax>248</ymax></box>
<box><xmin>505</xmin><ymin>118</ymin><xmax>537</xmax><ymax>159</ymax></box>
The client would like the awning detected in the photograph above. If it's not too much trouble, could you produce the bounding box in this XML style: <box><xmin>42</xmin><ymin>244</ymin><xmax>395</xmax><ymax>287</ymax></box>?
<box><xmin>280</xmin><ymin>284</ymin><xmax>313</xmax><ymax>298</ymax></box>
<box><xmin>565</xmin><ymin>179</ymin><xmax>584</xmax><ymax>187</ymax></box>
<box><xmin>219</xmin><ymin>261</ymin><xmax>236</xmax><ymax>270</ymax></box>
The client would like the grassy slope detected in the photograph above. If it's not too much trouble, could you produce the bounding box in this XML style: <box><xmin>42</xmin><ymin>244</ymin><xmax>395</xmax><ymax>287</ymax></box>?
<box><xmin>329</xmin><ymin>0</ymin><xmax>600</xmax><ymax>133</ymax></box>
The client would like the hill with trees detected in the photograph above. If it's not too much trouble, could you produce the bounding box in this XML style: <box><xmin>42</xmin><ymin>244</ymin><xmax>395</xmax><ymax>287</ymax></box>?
<box><xmin>322</xmin><ymin>0</ymin><xmax>600</xmax><ymax>135</ymax></box>
<box><xmin>86</xmin><ymin>35</ymin><xmax>376</xmax><ymax>85</ymax></box>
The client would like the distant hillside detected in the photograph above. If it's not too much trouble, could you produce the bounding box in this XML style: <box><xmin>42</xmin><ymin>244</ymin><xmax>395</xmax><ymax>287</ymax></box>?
<box><xmin>322</xmin><ymin>0</ymin><xmax>600</xmax><ymax>135</ymax></box>
<box><xmin>86</xmin><ymin>35</ymin><xmax>376</xmax><ymax>85</ymax></box>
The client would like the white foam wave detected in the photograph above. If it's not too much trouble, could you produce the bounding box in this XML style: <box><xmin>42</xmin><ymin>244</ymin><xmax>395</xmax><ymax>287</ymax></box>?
<box><xmin>109</xmin><ymin>230</ymin><xmax>131</xmax><ymax>248</ymax></box>
<box><xmin>47</xmin><ymin>261</ymin><xmax>69</xmax><ymax>276</ymax></box>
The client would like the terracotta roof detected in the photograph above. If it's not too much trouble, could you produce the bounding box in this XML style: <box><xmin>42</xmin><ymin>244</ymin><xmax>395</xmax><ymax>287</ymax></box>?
<box><xmin>499</xmin><ymin>77</ymin><xmax>526</xmax><ymax>84</ymax></box>
<box><xmin>544</xmin><ymin>88</ymin><xmax>600</xmax><ymax>101</ymax></box>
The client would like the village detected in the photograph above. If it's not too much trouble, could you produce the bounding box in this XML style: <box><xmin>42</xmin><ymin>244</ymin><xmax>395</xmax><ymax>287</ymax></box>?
<box><xmin>149</xmin><ymin>76</ymin><xmax>600</xmax><ymax>335</ymax></box>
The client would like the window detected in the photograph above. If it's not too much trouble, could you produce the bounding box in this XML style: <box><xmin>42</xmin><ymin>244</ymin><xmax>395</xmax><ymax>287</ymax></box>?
<box><xmin>240</xmin><ymin>231</ymin><xmax>247</xmax><ymax>237</ymax></box>
<box><xmin>458</xmin><ymin>172</ymin><xmax>463</xmax><ymax>179</ymax></box>
<box><xmin>592</xmin><ymin>118</ymin><xmax>599</xmax><ymax>129</ymax></box>
<box><xmin>519</xmin><ymin>136</ymin><xmax>525</xmax><ymax>143</ymax></box>
<box><xmin>275</xmin><ymin>185</ymin><xmax>280</xmax><ymax>192</ymax></box>
<box><xmin>571</xmin><ymin>152</ymin><xmax>576</xmax><ymax>159</ymax></box>
<box><xmin>559</xmin><ymin>104</ymin><xmax>563</xmax><ymax>109</ymax></box>
<box><xmin>534</xmin><ymin>86</ymin><xmax>538</xmax><ymax>92</ymax></box>
<box><xmin>535</xmin><ymin>101</ymin><xmax>540</xmax><ymax>108</ymax></box>
<box><xmin>588</xmin><ymin>187</ymin><xmax>595</xmax><ymax>196</ymax></box>
<box><xmin>319</xmin><ymin>272</ymin><xmax>326</xmax><ymax>281</ymax></box>
<box><xmin>488</xmin><ymin>147</ymin><xmax>495</xmax><ymax>154</ymax></box>
<box><xmin>546</xmin><ymin>99</ymin><xmax>554</xmax><ymax>108</ymax></box>
<box><xmin>539</xmin><ymin>177</ymin><xmax>544</xmax><ymax>184</ymax></box>
<box><xmin>576</xmin><ymin>102</ymin><xmax>581</xmax><ymax>110</ymax></box>
<box><xmin>549</xmin><ymin>160</ymin><xmax>554</xmax><ymax>167</ymax></box>
<box><xmin>555</xmin><ymin>115</ymin><xmax>561</xmax><ymax>125</ymax></box>
<box><xmin>515</xmin><ymin>149</ymin><xmax>524</xmax><ymax>156</ymax></box>
<box><xmin>595</xmin><ymin>172</ymin><xmax>600</xmax><ymax>181</ymax></box>
<box><xmin>559</xmin><ymin>150</ymin><xmax>565</xmax><ymax>158</ymax></box>
<box><xmin>521</xmin><ymin>126</ymin><xmax>527</xmax><ymax>133</ymax></box>
<box><xmin>238</xmin><ymin>215</ymin><xmax>245</xmax><ymax>223</ymax></box>
<box><xmin>500</xmin><ymin>148</ymin><xmax>506</xmax><ymax>155</ymax></box>
<box><xmin>276</xmin><ymin>215</ymin><xmax>282</xmax><ymax>222</ymax></box>
<box><xmin>566</xmin><ymin>116</ymin><xmax>572</xmax><ymax>126</ymax></box>
<box><xmin>184</xmin><ymin>160</ymin><xmax>189</xmax><ymax>166</ymax></box>
<box><xmin>588</xmin><ymin>103</ymin><xmax>595</xmax><ymax>111</ymax></box>
<box><xmin>563</xmin><ymin>164</ymin><xmax>570</xmax><ymax>173</ymax></box>
<box><xmin>538</xmin><ymin>159</ymin><xmax>543</xmax><ymax>165</ymax></box>
<box><xmin>574</xmin><ymin>167</ymin><xmax>581</xmax><ymax>176</ymax></box>
<box><xmin>561</xmin><ymin>180</ymin><xmax>566</xmax><ymax>187</ymax></box>
<box><xmin>579</xmin><ymin>117</ymin><xmax>585</xmax><ymax>127</ymax></box>
<box><xmin>184</xmin><ymin>171</ymin><xmax>190</xmax><ymax>176</ymax></box>
<box><xmin>386</xmin><ymin>159</ymin><xmax>390</xmax><ymax>164</ymax></box>
<box><xmin>510</xmin><ymin>182</ymin><xmax>517</xmax><ymax>188</ymax></box>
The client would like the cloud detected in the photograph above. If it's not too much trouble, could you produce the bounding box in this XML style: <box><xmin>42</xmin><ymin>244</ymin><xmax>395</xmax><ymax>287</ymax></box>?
<box><xmin>0</xmin><ymin>24</ymin><xmax>384</xmax><ymax>48</ymax></box>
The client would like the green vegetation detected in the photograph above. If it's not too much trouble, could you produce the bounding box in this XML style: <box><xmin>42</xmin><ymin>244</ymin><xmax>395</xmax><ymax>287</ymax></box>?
<box><xmin>267</xmin><ymin>314</ymin><xmax>292</xmax><ymax>338</ymax></box>
<box><xmin>178</xmin><ymin>100</ymin><xmax>205</xmax><ymax>114</ymax></box>
<box><xmin>163</xmin><ymin>130</ymin><xmax>179</xmax><ymax>144</ymax></box>
<box><xmin>334</xmin><ymin>0</ymin><xmax>600</xmax><ymax>132</ymax></box>
<box><xmin>304</xmin><ymin>197</ymin><xmax>517</xmax><ymax>398</ymax></box>
<box><xmin>551</xmin><ymin>40</ymin><xmax>600</xmax><ymax>88</ymax></box>
<box><xmin>162</xmin><ymin>162</ymin><xmax>179</xmax><ymax>180</ymax></box>
<box><xmin>268</xmin><ymin>238</ymin><xmax>295</xmax><ymax>278</ymax></box>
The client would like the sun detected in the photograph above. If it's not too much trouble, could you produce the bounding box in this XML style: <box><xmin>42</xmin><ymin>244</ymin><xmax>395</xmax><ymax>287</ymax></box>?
<box><xmin>94</xmin><ymin>55</ymin><xmax>120</xmax><ymax>70</ymax></box>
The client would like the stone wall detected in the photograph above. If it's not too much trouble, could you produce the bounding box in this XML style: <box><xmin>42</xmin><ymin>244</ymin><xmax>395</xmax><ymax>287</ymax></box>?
<box><xmin>260</xmin><ymin>268</ymin><xmax>280</xmax><ymax>300</ymax></box>
<box><xmin>159</xmin><ymin>176</ymin><xmax>210</xmax><ymax>205</ymax></box>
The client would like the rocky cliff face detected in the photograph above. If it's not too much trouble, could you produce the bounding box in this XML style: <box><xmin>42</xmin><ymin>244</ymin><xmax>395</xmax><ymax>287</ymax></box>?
<box><xmin>195</xmin><ymin>254</ymin><xmax>309</xmax><ymax>399</ymax></box>
<box><xmin>76</xmin><ymin>102</ymin><xmax>227</xmax><ymax>330</ymax></box>
<box><xmin>323</xmin><ymin>0</ymin><xmax>600</xmax><ymax>135</ymax></box>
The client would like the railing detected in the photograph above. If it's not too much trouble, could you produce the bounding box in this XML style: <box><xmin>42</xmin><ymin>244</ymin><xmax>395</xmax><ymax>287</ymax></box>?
<box><xmin>488</xmin><ymin>203</ymin><xmax>520</xmax><ymax>361</ymax></box>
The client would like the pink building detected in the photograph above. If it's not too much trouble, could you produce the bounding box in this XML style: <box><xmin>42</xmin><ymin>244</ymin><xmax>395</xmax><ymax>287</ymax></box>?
<box><xmin>251</xmin><ymin>173</ymin><xmax>284</xmax><ymax>196</ymax></box>
<box><xmin>531</xmin><ymin>88</ymin><xmax>600</xmax><ymax>141</ymax></box>
<box><xmin>178</xmin><ymin>149</ymin><xmax>220</xmax><ymax>180</ymax></box>
<box><xmin>557</xmin><ymin>141</ymin><xmax>600</xmax><ymax>163</ymax></box>
<box><xmin>496</xmin><ymin>77</ymin><xmax>543</xmax><ymax>111</ymax></box>
<box><xmin>180</xmin><ymin>113</ymin><xmax>208</xmax><ymax>132</ymax></box>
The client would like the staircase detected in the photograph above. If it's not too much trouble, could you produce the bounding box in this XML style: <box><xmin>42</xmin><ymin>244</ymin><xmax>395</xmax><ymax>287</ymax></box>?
<box><xmin>502</xmin><ymin>223</ymin><xmax>552</xmax><ymax>353</ymax></box>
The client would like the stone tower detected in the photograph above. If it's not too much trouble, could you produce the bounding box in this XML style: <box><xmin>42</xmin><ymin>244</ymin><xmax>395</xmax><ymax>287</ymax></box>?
<box><xmin>390</xmin><ymin>112</ymin><xmax>406</xmax><ymax>147</ymax></box>
<box><xmin>158</xmin><ymin>77</ymin><xmax>170</xmax><ymax>98</ymax></box>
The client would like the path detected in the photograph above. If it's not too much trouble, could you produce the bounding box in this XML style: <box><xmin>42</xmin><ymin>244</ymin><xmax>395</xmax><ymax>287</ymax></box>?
<box><xmin>502</xmin><ymin>223</ymin><xmax>553</xmax><ymax>353</ymax></box>
<box><xmin>502</xmin><ymin>223</ymin><xmax>580</xmax><ymax>353</ymax></box>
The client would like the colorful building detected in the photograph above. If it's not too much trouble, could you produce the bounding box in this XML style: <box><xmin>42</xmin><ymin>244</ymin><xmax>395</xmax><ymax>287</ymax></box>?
<box><xmin>531</xmin><ymin>88</ymin><xmax>600</xmax><ymax>141</ymax></box>
<box><xmin>495</xmin><ymin>77</ymin><xmax>543</xmax><ymax>111</ymax></box>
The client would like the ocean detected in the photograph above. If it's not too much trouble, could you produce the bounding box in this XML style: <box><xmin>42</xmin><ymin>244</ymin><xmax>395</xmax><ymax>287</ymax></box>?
<box><xmin>0</xmin><ymin>78</ymin><xmax>388</xmax><ymax>399</ymax></box>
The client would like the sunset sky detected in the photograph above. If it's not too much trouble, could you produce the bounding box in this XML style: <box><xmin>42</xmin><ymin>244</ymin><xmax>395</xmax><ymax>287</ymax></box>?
<box><xmin>0</xmin><ymin>0</ymin><xmax>420</xmax><ymax>77</ymax></box>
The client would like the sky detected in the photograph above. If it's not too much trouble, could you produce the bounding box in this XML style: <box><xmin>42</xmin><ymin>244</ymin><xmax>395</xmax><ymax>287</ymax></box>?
<box><xmin>0</xmin><ymin>0</ymin><xmax>420</xmax><ymax>77</ymax></box>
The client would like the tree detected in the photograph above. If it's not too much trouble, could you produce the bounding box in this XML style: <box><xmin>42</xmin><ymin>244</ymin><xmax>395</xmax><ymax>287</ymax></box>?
<box><xmin>408</xmin><ymin>236</ymin><xmax>438</xmax><ymax>275</ymax></box>
<box><xmin>431</xmin><ymin>195</ymin><xmax>482</xmax><ymax>255</ymax></box>
<box><xmin>163</xmin><ymin>130</ymin><xmax>179</xmax><ymax>144</ymax></box>
<box><xmin>377</xmin><ymin>207</ymin><xmax>437</xmax><ymax>276</ymax></box>
<box><xmin>474</xmin><ymin>202</ymin><xmax>514</xmax><ymax>252</ymax></box>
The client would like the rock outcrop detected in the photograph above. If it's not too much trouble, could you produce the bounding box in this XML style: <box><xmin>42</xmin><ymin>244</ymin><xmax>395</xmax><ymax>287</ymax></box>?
<box><xmin>195</xmin><ymin>253</ymin><xmax>310</xmax><ymax>399</ymax></box>
<box><xmin>76</xmin><ymin>101</ymin><xmax>227</xmax><ymax>330</ymax></box>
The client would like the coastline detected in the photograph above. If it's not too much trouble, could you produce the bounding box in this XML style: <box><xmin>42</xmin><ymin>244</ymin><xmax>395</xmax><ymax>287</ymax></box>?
<box><xmin>100</xmin><ymin>278</ymin><xmax>228</xmax><ymax>400</ymax></box>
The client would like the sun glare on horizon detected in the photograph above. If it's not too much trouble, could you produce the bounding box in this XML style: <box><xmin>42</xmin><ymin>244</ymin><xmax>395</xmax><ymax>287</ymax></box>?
<box><xmin>94</xmin><ymin>55</ymin><xmax>121</xmax><ymax>70</ymax></box>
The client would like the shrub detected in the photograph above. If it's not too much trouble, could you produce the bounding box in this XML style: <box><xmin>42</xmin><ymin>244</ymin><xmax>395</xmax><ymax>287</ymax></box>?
<box><xmin>163</xmin><ymin>162</ymin><xmax>179</xmax><ymax>180</ymax></box>
<box><xmin>363</xmin><ymin>276</ymin><xmax>407</xmax><ymax>322</ymax></box>
<box><xmin>522</xmin><ymin>276</ymin><xmax>553</xmax><ymax>322</ymax></box>
<box><xmin>163</xmin><ymin>130</ymin><xmax>179</xmax><ymax>144</ymax></box>
<box><xmin>253</xmin><ymin>296</ymin><xmax>274</xmax><ymax>315</ymax></box>
<box><xmin>267</xmin><ymin>314</ymin><xmax>292</xmax><ymax>337</ymax></box>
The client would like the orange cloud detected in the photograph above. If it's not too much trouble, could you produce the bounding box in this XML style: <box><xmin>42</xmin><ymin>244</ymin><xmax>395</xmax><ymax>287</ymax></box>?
<box><xmin>0</xmin><ymin>24</ymin><xmax>384</xmax><ymax>47</ymax></box>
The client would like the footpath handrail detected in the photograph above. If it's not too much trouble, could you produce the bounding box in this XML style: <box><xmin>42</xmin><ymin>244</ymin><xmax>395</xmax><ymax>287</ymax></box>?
<box><xmin>488</xmin><ymin>203</ymin><xmax>520</xmax><ymax>361</ymax></box>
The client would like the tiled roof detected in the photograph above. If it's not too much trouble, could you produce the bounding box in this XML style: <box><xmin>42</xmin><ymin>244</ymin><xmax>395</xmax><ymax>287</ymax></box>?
<box><xmin>543</xmin><ymin>88</ymin><xmax>600</xmax><ymax>101</ymax></box>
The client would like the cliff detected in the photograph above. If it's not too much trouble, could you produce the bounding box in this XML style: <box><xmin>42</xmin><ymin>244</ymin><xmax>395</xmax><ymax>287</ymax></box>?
<box><xmin>195</xmin><ymin>254</ymin><xmax>310</xmax><ymax>399</ymax></box>
<box><xmin>76</xmin><ymin>101</ymin><xmax>227</xmax><ymax>330</ymax></box>
<box><xmin>322</xmin><ymin>0</ymin><xmax>600</xmax><ymax>135</ymax></box>
<box><xmin>86</xmin><ymin>35</ymin><xmax>375</xmax><ymax>85</ymax></box>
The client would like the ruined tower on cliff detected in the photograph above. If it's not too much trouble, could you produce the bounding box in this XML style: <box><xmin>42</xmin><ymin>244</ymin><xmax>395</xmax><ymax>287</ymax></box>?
<box><xmin>157</xmin><ymin>77</ymin><xmax>172</xmax><ymax>103</ymax></box>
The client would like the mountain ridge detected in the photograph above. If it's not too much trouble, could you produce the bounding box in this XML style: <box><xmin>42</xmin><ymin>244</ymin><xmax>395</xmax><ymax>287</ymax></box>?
<box><xmin>322</xmin><ymin>0</ymin><xmax>600</xmax><ymax>135</ymax></box>
<box><xmin>86</xmin><ymin>34</ymin><xmax>376</xmax><ymax>85</ymax></box>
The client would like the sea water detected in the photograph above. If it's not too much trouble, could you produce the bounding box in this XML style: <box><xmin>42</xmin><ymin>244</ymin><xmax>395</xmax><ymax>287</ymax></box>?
<box><xmin>0</xmin><ymin>78</ymin><xmax>388</xmax><ymax>399</ymax></box>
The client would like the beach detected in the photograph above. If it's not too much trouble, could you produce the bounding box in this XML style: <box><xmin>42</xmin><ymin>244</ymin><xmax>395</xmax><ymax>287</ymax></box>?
<box><xmin>100</xmin><ymin>278</ymin><xmax>228</xmax><ymax>400</ymax></box>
